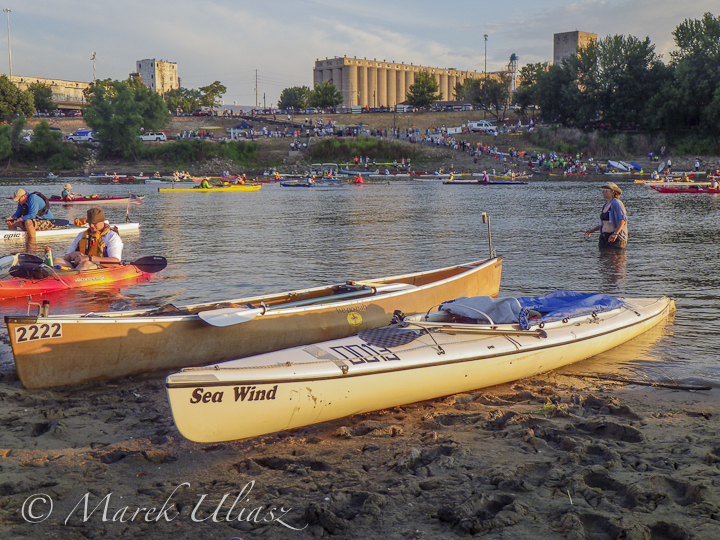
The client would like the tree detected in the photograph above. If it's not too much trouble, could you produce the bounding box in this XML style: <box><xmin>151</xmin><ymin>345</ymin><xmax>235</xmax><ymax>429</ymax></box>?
<box><xmin>164</xmin><ymin>87</ymin><xmax>202</xmax><ymax>114</ymax></box>
<box><xmin>84</xmin><ymin>80</ymin><xmax>171</xmax><ymax>158</ymax></box>
<box><xmin>453</xmin><ymin>78</ymin><xmax>483</xmax><ymax>104</ymax></box>
<box><xmin>595</xmin><ymin>35</ymin><xmax>665</xmax><ymax>130</ymax></box>
<box><xmin>406</xmin><ymin>70</ymin><xmax>442</xmax><ymax>108</ymax></box>
<box><xmin>309</xmin><ymin>80</ymin><xmax>343</xmax><ymax>109</ymax></box>
<box><xmin>199</xmin><ymin>81</ymin><xmax>227</xmax><ymax>112</ymax></box>
<box><xmin>483</xmin><ymin>73</ymin><xmax>512</xmax><ymax>120</ymax></box>
<box><xmin>278</xmin><ymin>86</ymin><xmax>311</xmax><ymax>110</ymax></box>
<box><xmin>29</xmin><ymin>120</ymin><xmax>63</xmax><ymax>158</ymax></box>
<box><xmin>28</xmin><ymin>82</ymin><xmax>54</xmax><ymax>113</ymax></box>
<box><xmin>661</xmin><ymin>13</ymin><xmax>720</xmax><ymax>133</ymax></box>
<box><xmin>513</xmin><ymin>63</ymin><xmax>546</xmax><ymax>114</ymax></box>
<box><xmin>0</xmin><ymin>75</ymin><xmax>34</xmax><ymax>122</ymax></box>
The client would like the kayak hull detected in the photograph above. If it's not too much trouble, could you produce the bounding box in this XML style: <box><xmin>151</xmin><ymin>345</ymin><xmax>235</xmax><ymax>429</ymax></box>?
<box><xmin>0</xmin><ymin>264</ymin><xmax>145</xmax><ymax>300</ymax></box>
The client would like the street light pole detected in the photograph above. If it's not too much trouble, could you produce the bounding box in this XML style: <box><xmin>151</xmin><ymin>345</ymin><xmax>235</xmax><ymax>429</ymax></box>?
<box><xmin>91</xmin><ymin>52</ymin><xmax>96</xmax><ymax>81</ymax></box>
<box><xmin>483</xmin><ymin>34</ymin><xmax>488</xmax><ymax>120</ymax></box>
<box><xmin>3</xmin><ymin>9</ymin><xmax>11</xmax><ymax>79</ymax></box>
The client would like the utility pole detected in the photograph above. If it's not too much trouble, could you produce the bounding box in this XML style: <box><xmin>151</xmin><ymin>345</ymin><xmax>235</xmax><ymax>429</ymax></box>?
<box><xmin>3</xmin><ymin>9</ymin><xmax>11</xmax><ymax>78</ymax></box>
<box><xmin>483</xmin><ymin>34</ymin><xmax>488</xmax><ymax>120</ymax></box>
<box><xmin>91</xmin><ymin>52</ymin><xmax>96</xmax><ymax>81</ymax></box>
<box><xmin>263</xmin><ymin>93</ymin><xmax>265</xmax><ymax>109</ymax></box>
<box><xmin>255</xmin><ymin>69</ymin><xmax>258</xmax><ymax>108</ymax></box>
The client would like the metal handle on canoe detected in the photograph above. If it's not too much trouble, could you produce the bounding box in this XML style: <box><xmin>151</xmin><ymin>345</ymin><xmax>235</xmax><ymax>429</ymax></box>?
<box><xmin>481</xmin><ymin>213</ymin><xmax>496</xmax><ymax>259</ymax></box>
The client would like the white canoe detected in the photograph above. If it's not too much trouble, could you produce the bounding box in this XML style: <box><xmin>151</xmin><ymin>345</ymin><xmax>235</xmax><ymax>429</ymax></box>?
<box><xmin>166</xmin><ymin>295</ymin><xmax>675</xmax><ymax>443</ymax></box>
<box><xmin>0</xmin><ymin>222</ymin><xmax>140</xmax><ymax>241</ymax></box>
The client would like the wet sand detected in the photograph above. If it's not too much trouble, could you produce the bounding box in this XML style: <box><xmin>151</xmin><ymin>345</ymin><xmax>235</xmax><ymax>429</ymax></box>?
<box><xmin>1</xmin><ymin>365</ymin><xmax>719</xmax><ymax>540</ymax></box>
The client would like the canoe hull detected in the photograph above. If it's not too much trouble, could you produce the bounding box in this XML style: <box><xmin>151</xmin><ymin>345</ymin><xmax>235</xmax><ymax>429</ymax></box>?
<box><xmin>166</xmin><ymin>297</ymin><xmax>674</xmax><ymax>443</ymax></box>
<box><xmin>5</xmin><ymin>257</ymin><xmax>502</xmax><ymax>389</ymax></box>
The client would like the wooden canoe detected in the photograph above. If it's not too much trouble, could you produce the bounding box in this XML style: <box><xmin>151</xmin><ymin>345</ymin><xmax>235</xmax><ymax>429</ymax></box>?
<box><xmin>166</xmin><ymin>295</ymin><xmax>674</xmax><ymax>443</ymax></box>
<box><xmin>5</xmin><ymin>257</ymin><xmax>502</xmax><ymax>389</ymax></box>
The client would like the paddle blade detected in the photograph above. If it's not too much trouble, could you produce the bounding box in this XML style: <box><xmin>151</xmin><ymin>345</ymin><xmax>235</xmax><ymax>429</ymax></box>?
<box><xmin>50</xmin><ymin>218</ymin><xmax>71</xmax><ymax>227</ymax></box>
<box><xmin>199</xmin><ymin>307</ymin><xmax>264</xmax><ymax>327</ymax></box>
<box><xmin>132</xmin><ymin>256</ymin><xmax>167</xmax><ymax>273</ymax></box>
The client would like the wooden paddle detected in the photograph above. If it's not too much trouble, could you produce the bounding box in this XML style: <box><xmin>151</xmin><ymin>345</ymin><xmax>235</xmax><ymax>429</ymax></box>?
<box><xmin>199</xmin><ymin>282</ymin><xmax>416</xmax><ymax>327</ymax></box>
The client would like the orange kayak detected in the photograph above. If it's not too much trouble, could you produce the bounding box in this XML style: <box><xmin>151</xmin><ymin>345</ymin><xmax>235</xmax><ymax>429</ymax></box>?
<box><xmin>0</xmin><ymin>264</ymin><xmax>146</xmax><ymax>300</ymax></box>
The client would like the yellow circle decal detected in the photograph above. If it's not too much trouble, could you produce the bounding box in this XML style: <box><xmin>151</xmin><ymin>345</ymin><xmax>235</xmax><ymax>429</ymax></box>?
<box><xmin>347</xmin><ymin>312</ymin><xmax>363</xmax><ymax>326</ymax></box>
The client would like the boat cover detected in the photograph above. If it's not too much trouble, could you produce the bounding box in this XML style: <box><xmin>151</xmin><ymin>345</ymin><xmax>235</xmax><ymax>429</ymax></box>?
<box><xmin>441</xmin><ymin>291</ymin><xmax>625</xmax><ymax>330</ymax></box>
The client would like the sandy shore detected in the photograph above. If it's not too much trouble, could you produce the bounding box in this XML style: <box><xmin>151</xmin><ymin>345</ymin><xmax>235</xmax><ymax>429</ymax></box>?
<box><xmin>1</xmin><ymin>359</ymin><xmax>718</xmax><ymax>539</ymax></box>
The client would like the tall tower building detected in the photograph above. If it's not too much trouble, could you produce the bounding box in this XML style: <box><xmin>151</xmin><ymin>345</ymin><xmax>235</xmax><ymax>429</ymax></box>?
<box><xmin>553</xmin><ymin>31</ymin><xmax>597</xmax><ymax>64</ymax></box>
<box><xmin>135</xmin><ymin>59</ymin><xmax>179</xmax><ymax>94</ymax></box>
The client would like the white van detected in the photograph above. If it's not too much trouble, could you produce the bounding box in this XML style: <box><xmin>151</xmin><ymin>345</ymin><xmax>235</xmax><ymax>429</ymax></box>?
<box><xmin>467</xmin><ymin>121</ymin><xmax>497</xmax><ymax>134</ymax></box>
<box><xmin>66</xmin><ymin>129</ymin><xmax>95</xmax><ymax>142</ymax></box>
<box><xmin>139</xmin><ymin>132</ymin><xmax>167</xmax><ymax>142</ymax></box>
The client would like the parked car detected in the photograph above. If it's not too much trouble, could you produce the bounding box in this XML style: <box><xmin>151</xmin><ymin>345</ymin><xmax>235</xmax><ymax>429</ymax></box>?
<box><xmin>139</xmin><ymin>132</ymin><xmax>167</xmax><ymax>142</ymax></box>
<box><xmin>65</xmin><ymin>110</ymin><xmax>83</xmax><ymax>117</ymax></box>
<box><xmin>66</xmin><ymin>129</ymin><xmax>95</xmax><ymax>142</ymax></box>
<box><xmin>191</xmin><ymin>109</ymin><xmax>209</xmax><ymax>116</ymax></box>
<box><xmin>34</xmin><ymin>111</ymin><xmax>49</xmax><ymax>117</ymax></box>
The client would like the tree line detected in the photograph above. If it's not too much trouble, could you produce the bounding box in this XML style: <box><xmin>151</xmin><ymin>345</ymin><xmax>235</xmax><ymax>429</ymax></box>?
<box><xmin>513</xmin><ymin>12</ymin><xmax>720</xmax><ymax>137</ymax></box>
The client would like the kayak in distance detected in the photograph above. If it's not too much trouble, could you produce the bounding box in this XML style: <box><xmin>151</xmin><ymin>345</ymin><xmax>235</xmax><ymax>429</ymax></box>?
<box><xmin>158</xmin><ymin>185</ymin><xmax>261</xmax><ymax>193</ymax></box>
<box><xmin>48</xmin><ymin>194</ymin><xmax>144</xmax><ymax>205</ymax></box>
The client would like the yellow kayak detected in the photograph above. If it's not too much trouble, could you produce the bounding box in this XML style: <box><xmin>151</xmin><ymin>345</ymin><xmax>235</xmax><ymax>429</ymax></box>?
<box><xmin>158</xmin><ymin>185</ymin><xmax>261</xmax><ymax>193</ymax></box>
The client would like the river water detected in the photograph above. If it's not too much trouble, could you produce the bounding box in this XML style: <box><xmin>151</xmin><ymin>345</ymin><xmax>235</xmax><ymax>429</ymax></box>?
<box><xmin>1</xmin><ymin>176</ymin><xmax>718</xmax><ymax>389</ymax></box>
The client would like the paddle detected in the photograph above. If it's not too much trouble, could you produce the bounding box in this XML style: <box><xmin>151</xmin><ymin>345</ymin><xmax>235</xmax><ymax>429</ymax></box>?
<box><xmin>99</xmin><ymin>256</ymin><xmax>167</xmax><ymax>273</ymax></box>
<box><xmin>50</xmin><ymin>219</ymin><xmax>71</xmax><ymax>227</ymax></box>
<box><xmin>199</xmin><ymin>282</ymin><xmax>416</xmax><ymax>327</ymax></box>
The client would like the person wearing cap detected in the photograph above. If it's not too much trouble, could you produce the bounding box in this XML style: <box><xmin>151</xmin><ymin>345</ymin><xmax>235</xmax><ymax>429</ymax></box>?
<box><xmin>5</xmin><ymin>189</ymin><xmax>55</xmax><ymax>239</ymax></box>
<box><xmin>55</xmin><ymin>207</ymin><xmax>122</xmax><ymax>271</ymax></box>
<box><xmin>584</xmin><ymin>183</ymin><xmax>628</xmax><ymax>249</ymax></box>
<box><xmin>61</xmin><ymin>183</ymin><xmax>79</xmax><ymax>201</ymax></box>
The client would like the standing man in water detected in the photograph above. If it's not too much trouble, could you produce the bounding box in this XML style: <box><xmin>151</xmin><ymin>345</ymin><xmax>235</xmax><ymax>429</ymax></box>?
<box><xmin>5</xmin><ymin>189</ymin><xmax>55</xmax><ymax>240</ymax></box>
<box><xmin>584</xmin><ymin>183</ymin><xmax>628</xmax><ymax>249</ymax></box>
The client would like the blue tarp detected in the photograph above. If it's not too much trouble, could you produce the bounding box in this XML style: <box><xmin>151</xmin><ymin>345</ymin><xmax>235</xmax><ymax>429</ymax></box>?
<box><xmin>234</xmin><ymin>121</ymin><xmax>252</xmax><ymax>129</ymax></box>
<box><xmin>440</xmin><ymin>291</ymin><xmax>625</xmax><ymax>330</ymax></box>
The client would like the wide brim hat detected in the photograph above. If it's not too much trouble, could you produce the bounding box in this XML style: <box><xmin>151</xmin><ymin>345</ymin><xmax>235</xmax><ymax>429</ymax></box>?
<box><xmin>600</xmin><ymin>182</ymin><xmax>622</xmax><ymax>195</ymax></box>
<box><xmin>64</xmin><ymin>184</ymin><xmax>72</xmax><ymax>190</ymax></box>
<box><xmin>86</xmin><ymin>207</ymin><xmax>106</xmax><ymax>224</ymax></box>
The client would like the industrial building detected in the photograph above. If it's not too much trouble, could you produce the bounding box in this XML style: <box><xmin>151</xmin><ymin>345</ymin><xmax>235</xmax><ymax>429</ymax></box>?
<box><xmin>553</xmin><ymin>31</ymin><xmax>597</xmax><ymax>64</ymax></box>
<box><xmin>313</xmin><ymin>56</ymin><xmax>500</xmax><ymax>109</ymax></box>
<box><xmin>134</xmin><ymin>59</ymin><xmax>179</xmax><ymax>94</ymax></box>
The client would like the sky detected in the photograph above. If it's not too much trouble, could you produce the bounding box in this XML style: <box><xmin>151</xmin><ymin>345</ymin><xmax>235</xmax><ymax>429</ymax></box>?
<box><xmin>3</xmin><ymin>1</ymin><xmax>718</xmax><ymax>108</ymax></box>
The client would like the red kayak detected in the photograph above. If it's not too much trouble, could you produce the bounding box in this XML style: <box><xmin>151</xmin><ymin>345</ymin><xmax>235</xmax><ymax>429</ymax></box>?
<box><xmin>0</xmin><ymin>257</ymin><xmax>167</xmax><ymax>300</ymax></box>
<box><xmin>650</xmin><ymin>185</ymin><xmax>719</xmax><ymax>194</ymax></box>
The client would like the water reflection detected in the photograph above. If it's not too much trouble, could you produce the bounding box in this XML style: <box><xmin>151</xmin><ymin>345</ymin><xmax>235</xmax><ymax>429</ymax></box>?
<box><xmin>598</xmin><ymin>249</ymin><xmax>628</xmax><ymax>292</ymax></box>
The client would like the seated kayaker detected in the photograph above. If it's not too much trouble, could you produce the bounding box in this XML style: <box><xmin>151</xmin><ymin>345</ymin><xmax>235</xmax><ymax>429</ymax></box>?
<box><xmin>55</xmin><ymin>208</ymin><xmax>122</xmax><ymax>271</ymax></box>
<box><xmin>354</xmin><ymin>174</ymin><xmax>364</xmax><ymax>184</ymax></box>
<box><xmin>5</xmin><ymin>189</ymin><xmax>55</xmax><ymax>239</ymax></box>
<box><xmin>198</xmin><ymin>177</ymin><xmax>212</xmax><ymax>188</ymax></box>
<box><xmin>61</xmin><ymin>183</ymin><xmax>79</xmax><ymax>201</ymax></box>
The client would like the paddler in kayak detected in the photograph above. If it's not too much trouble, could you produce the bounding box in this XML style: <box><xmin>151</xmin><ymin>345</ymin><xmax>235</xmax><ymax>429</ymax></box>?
<box><xmin>198</xmin><ymin>177</ymin><xmax>212</xmax><ymax>189</ymax></box>
<box><xmin>353</xmin><ymin>173</ymin><xmax>364</xmax><ymax>184</ymax></box>
<box><xmin>5</xmin><ymin>188</ymin><xmax>55</xmax><ymax>239</ymax></box>
<box><xmin>61</xmin><ymin>183</ymin><xmax>80</xmax><ymax>201</ymax></box>
<box><xmin>54</xmin><ymin>208</ymin><xmax>123</xmax><ymax>270</ymax></box>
